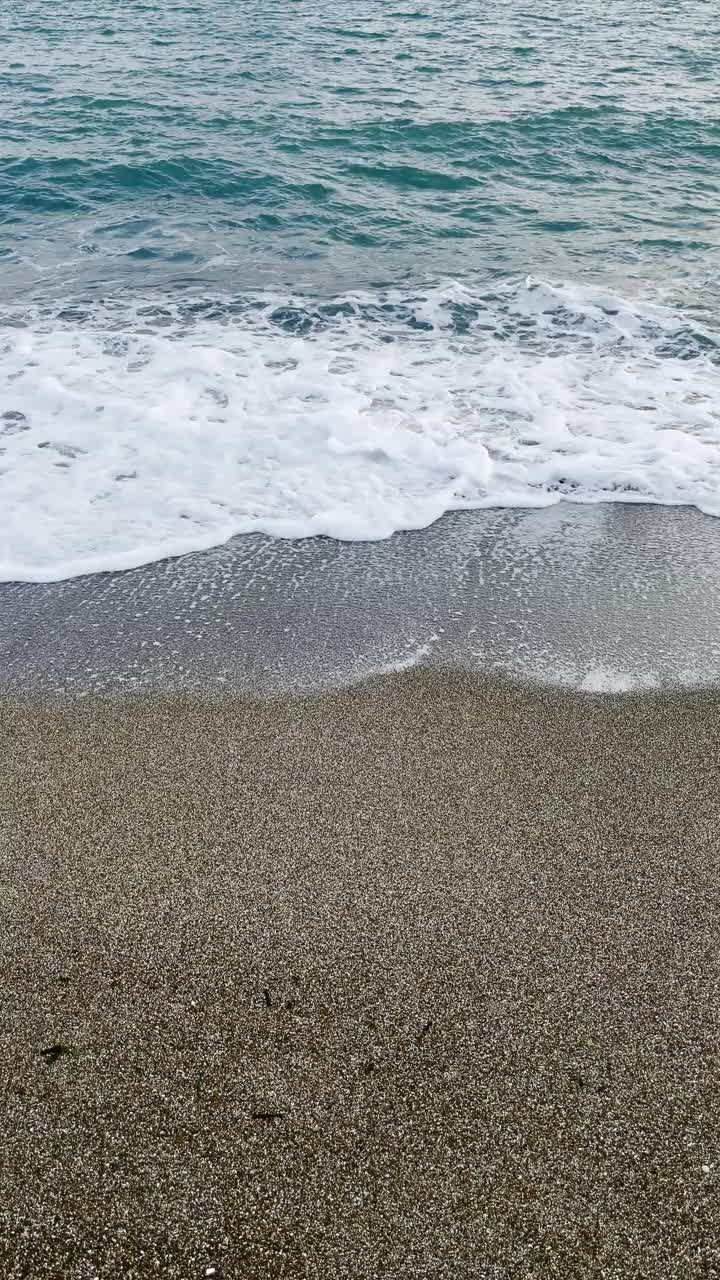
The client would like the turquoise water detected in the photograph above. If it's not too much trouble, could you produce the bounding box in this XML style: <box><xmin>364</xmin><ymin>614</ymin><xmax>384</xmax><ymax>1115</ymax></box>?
<box><xmin>3</xmin><ymin>0</ymin><xmax>718</xmax><ymax>302</ymax></box>
<box><xmin>1</xmin><ymin>0</ymin><xmax>719</xmax><ymax>580</ymax></box>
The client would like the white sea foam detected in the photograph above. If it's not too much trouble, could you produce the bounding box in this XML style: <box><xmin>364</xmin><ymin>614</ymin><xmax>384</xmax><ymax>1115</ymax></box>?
<box><xmin>1</xmin><ymin>277</ymin><xmax>719</xmax><ymax>582</ymax></box>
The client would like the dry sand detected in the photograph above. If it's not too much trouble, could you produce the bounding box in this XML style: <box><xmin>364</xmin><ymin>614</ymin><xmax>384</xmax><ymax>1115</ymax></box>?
<box><xmin>1</xmin><ymin>670</ymin><xmax>719</xmax><ymax>1278</ymax></box>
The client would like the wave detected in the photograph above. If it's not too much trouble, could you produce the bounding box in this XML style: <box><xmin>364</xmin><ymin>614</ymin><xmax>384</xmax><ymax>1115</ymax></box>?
<box><xmin>3</xmin><ymin>109</ymin><xmax>716</xmax><ymax>214</ymax></box>
<box><xmin>1</xmin><ymin>276</ymin><xmax>719</xmax><ymax>582</ymax></box>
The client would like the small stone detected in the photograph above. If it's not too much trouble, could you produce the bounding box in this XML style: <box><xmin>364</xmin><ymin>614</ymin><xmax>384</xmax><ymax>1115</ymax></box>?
<box><xmin>39</xmin><ymin>1043</ymin><xmax>73</xmax><ymax>1065</ymax></box>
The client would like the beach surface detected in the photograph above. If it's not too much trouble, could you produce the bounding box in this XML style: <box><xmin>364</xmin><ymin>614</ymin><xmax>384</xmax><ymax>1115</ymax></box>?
<box><xmin>2</xmin><ymin>669</ymin><xmax>719</xmax><ymax>1277</ymax></box>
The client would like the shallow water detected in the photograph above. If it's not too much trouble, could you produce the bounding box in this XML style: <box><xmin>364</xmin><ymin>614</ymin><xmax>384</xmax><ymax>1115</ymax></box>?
<box><xmin>3</xmin><ymin>506</ymin><xmax>720</xmax><ymax>694</ymax></box>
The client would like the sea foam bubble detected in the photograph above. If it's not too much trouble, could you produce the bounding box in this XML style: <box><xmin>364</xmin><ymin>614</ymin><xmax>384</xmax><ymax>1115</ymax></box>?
<box><xmin>1</xmin><ymin>277</ymin><xmax>719</xmax><ymax>582</ymax></box>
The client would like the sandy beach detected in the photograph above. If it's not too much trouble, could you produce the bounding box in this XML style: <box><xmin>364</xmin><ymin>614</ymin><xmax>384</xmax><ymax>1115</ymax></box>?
<box><xmin>4</xmin><ymin>0</ymin><xmax>719</xmax><ymax>1273</ymax></box>
<box><xmin>2</xmin><ymin>669</ymin><xmax>719</xmax><ymax>1277</ymax></box>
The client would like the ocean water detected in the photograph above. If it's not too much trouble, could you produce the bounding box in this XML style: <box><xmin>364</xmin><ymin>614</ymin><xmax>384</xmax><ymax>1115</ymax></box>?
<box><xmin>1</xmin><ymin>0</ymin><xmax>719</xmax><ymax>582</ymax></box>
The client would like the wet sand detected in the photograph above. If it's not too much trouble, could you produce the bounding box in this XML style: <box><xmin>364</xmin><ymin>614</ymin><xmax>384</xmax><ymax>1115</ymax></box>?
<box><xmin>3</xmin><ymin>505</ymin><xmax>720</xmax><ymax>696</ymax></box>
<box><xmin>1</xmin><ymin>671</ymin><xmax>720</xmax><ymax>1277</ymax></box>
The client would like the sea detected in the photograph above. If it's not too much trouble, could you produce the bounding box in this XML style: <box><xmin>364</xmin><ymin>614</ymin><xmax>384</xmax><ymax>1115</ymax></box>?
<box><xmin>2</xmin><ymin>0</ymin><xmax>719</xmax><ymax>581</ymax></box>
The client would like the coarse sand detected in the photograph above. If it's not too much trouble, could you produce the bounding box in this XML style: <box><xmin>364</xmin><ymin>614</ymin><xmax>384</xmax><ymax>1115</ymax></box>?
<box><xmin>1</xmin><ymin>671</ymin><xmax>719</xmax><ymax>1278</ymax></box>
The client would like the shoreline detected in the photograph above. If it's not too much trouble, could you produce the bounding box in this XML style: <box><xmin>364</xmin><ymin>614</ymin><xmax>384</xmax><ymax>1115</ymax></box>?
<box><xmin>2</xmin><ymin>504</ymin><xmax>720</xmax><ymax>698</ymax></box>
<box><xmin>2</xmin><ymin>670</ymin><xmax>720</xmax><ymax>1275</ymax></box>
